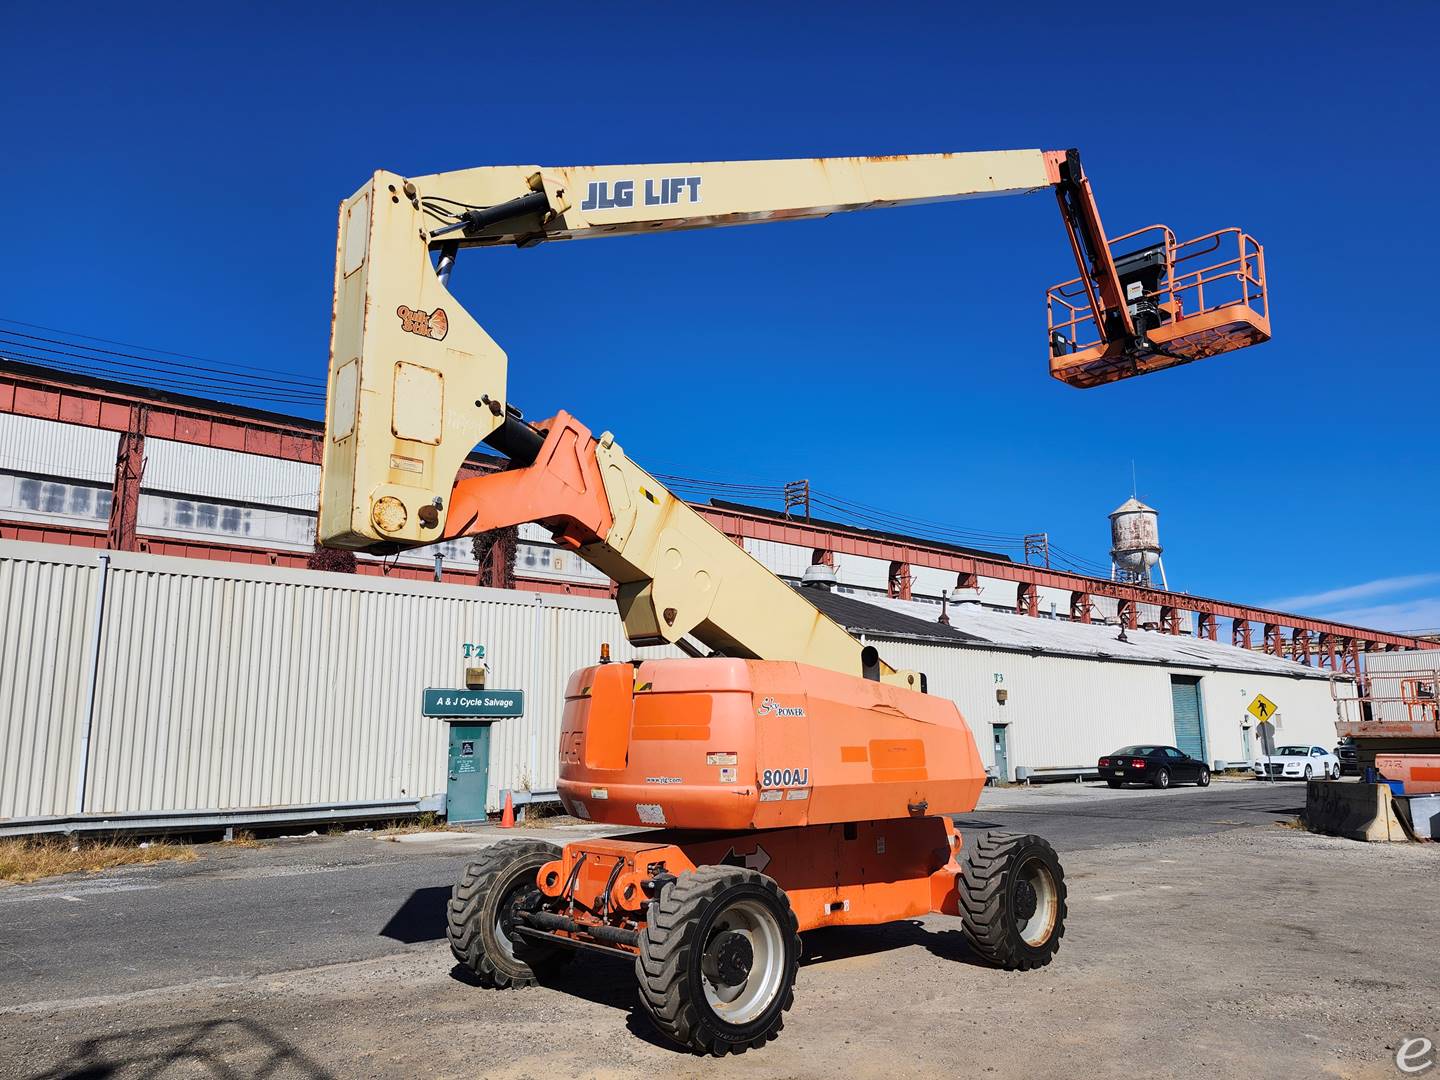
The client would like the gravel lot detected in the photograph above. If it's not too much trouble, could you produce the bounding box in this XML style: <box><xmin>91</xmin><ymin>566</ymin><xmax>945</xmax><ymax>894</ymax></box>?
<box><xmin>1</xmin><ymin>782</ymin><xmax>1435</xmax><ymax>1079</ymax></box>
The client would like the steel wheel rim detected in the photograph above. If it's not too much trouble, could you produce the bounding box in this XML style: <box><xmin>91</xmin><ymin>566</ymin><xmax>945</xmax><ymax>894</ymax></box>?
<box><xmin>493</xmin><ymin>870</ymin><xmax>535</xmax><ymax>963</ymax></box>
<box><xmin>1016</xmin><ymin>858</ymin><xmax>1059</xmax><ymax>947</ymax></box>
<box><xmin>700</xmin><ymin>897</ymin><xmax>785</xmax><ymax>1025</ymax></box>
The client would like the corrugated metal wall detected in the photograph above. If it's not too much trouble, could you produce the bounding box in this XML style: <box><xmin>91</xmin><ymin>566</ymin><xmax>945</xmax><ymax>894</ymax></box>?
<box><xmin>143</xmin><ymin>438</ymin><xmax>320</xmax><ymax>509</ymax></box>
<box><xmin>0</xmin><ymin>412</ymin><xmax>117</xmax><ymax>483</ymax></box>
<box><xmin>0</xmin><ymin>549</ymin><xmax>95</xmax><ymax>817</ymax></box>
<box><xmin>0</xmin><ymin>540</ymin><xmax>675</xmax><ymax>825</ymax></box>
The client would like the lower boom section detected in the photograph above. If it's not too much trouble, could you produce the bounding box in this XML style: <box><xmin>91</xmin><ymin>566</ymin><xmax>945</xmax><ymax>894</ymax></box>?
<box><xmin>447</xmin><ymin>819</ymin><xmax>1067</xmax><ymax>1056</ymax></box>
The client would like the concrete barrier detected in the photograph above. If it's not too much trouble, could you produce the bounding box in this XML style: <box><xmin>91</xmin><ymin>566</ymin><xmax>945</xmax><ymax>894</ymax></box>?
<box><xmin>1302</xmin><ymin>781</ymin><xmax>1408</xmax><ymax>842</ymax></box>
<box><xmin>1403</xmin><ymin>795</ymin><xmax>1440</xmax><ymax>840</ymax></box>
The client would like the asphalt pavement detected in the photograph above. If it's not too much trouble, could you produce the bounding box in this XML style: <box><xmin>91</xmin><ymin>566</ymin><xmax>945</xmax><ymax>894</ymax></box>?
<box><xmin>3</xmin><ymin>778</ymin><xmax>1434</xmax><ymax>1080</ymax></box>
<box><xmin>0</xmin><ymin>781</ymin><xmax>1305</xmax><ymax>1012</ymax></box>
<box><xmin>955</xmin><ymin>777</ymin><xmax>1309</xmax><ymax>850</ymax></box>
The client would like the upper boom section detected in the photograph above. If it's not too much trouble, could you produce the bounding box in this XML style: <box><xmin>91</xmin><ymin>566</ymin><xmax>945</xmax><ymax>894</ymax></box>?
<box><xmin>406</xmin><ymin>150</ymin><xmax>1058</xmax><ymax>248</ymax></box>
<box><xmin>317</xmin><ymin>149</ymin><xmax>1070</xmax><ymax>561</ymax></box>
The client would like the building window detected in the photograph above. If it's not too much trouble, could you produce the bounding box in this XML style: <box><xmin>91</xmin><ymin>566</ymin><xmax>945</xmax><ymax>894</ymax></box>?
<box><xmin>18</xmin><ymin>478</ymin><xmax>41</xmax><ymax>510</ymax></box>
<box><xmin>42</xmin><ymin>483</ymin><xmax>66</xmax><ymax>513</ymax></box>
<box><xmin>175</xmin><ymin>501</ymin><xmax>194</xmax><ymax>527</ymax></box>
<box><xmin>68</xmin><ymin>486</ymin><xmax>92</xmax><ymax>515</ymax></box>
<box><xmin>218</xmin><ymin>506</ymin><xmax>251</xmax><ymax>535</ymax></box>
<box><xmin>95</xmin><ymin>490</ymin><xmax>112</xmax><ymax>520</ymax></box>
<box><xmin>197</xmin><ymin>502</ymin><xmax>218</xmax><ymax>529</ymax></box>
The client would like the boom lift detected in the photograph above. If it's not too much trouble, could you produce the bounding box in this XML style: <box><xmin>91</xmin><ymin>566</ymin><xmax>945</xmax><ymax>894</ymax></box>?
<box><xmin>318</xmin><ymin>148</ymin><xmax>1269</xmax><ymax>1055</ymax></box>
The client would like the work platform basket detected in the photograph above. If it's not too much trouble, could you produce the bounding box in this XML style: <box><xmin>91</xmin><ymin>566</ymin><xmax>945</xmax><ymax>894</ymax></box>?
<box><xmin>1046</xmin><ymin>226</ymin><xmax>1270</xmax><ymax>388</ymax></box>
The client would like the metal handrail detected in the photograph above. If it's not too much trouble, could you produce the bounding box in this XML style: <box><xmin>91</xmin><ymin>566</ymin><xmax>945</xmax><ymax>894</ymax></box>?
<box><xmin>1047</xmin><ymin>227</ymin><xmax>1266</xmax><ymax>352</ymax></box>
<box><xmin>1330</xmin><ymin>666</ymin><xmax>1440</xmax><ymax>728</ymax></box>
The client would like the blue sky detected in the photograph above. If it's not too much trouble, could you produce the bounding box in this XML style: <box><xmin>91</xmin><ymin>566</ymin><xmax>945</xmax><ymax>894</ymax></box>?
<box><xmin>2</xmin><ymin>4</ymin><xmax>1437</xmax><ymax>630</ymax></box>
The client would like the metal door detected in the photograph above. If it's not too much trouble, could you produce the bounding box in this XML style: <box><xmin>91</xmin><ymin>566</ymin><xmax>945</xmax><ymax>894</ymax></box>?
<box><xmin>1170</xmin><ymin>676</ymin><xmax>1207</xmax><ymax>763</ymax></box>
<box><xmin>991</xmin><ymin>724</ymin><xmax>1010</xmax><ymax>782</ymax></box>
<box><xmin>446</xmin><ymin>722</ymin><xmax>491</xmax><ymax>823</ymax></box>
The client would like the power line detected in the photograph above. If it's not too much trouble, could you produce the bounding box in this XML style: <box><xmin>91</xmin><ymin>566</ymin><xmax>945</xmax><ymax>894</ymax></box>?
<box><xmin>0</xmin><ymin>345</ymin><xmax>323</xmax><ymax>408</ymax></box>
<box><xmin>0</xmin><ymin>316</ymin><xmax>326</xmax><ymax>411</ymax></box>
<box><xmin>0</xmin><ymin>328</ymin><xmax>323</xmax><ymax>391</ymax></box>
<box><xmin>0</xmin><ymin>339</ymin><xmax>324</xmax><ymax>404</ymax></box>
<box><xmin>805</xmin><ymin>492</ymin><xmax>1028</xmax><ymax>549</ymax></box>
<box><xmin>0</xmin><ymin>317</ymin><xmax>326</xmax><ymax>384</ymax></box>
<box><xmin>657</xmin><ymin>469</ymin><xmax>1120</xmax><ymax>574</ymax></box>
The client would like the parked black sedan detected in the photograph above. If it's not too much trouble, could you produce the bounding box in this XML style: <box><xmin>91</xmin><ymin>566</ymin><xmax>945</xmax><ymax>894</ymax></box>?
<box><xmin>1097</xmin><ymin>745</ymin><xmax>1211</xmax><ymax>789</ymax></box>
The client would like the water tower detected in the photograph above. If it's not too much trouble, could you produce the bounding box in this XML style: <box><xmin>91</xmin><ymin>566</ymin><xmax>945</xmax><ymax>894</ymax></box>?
<box><xmin>1109</xmin><ymin>497</ymin><xmax>1168</xmax><ymax>589</ymax></box>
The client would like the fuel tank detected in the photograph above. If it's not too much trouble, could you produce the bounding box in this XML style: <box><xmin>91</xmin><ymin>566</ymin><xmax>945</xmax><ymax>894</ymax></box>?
<box><xmin>556</xmin><ymin>657</ymin><xmax>985</xmax><ymax>830</ymax></box>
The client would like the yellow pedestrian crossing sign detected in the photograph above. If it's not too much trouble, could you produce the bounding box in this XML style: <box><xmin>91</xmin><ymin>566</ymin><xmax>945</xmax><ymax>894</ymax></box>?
<box><xmin>1248</xmin><ymin>694</ymin><xmax>1277</xmax><ymax>723</ymax></box>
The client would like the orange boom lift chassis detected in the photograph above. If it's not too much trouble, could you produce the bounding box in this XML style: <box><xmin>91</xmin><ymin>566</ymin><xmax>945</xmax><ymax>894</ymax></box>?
<box><xmin>318</xmin><ymin>147</ymin><xmax>1270</xmax><ymax>1055</ymax></box>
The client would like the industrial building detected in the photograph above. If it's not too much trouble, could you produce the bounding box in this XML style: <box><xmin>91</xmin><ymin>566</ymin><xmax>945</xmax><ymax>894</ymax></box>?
<box><xmin>0</xmin><ymin>540</ymin><xmax>1356</xmax><ymax>834</ymax></box>
<box><xmin>0</xmin><ymin>356</ymin><xmax>1428</xmax><ymax>832</ymax></box>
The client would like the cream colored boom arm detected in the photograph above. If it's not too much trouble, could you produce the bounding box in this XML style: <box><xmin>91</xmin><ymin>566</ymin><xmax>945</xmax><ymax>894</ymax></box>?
<box><xmin>318</xmin><ymin>151</ymin><xmax>1059</xmax><ymax>681</ymax></box>
<box><xmin>405</xmin><ymin>149</ymin><xmax>1056</xmax><ymax>247</ymax></box>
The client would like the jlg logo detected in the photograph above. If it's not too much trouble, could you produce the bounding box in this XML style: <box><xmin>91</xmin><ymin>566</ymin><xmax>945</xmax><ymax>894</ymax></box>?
<box><xmin>559</xmin><ymin>731</ymin><xmax>583</xmax><ymax>765</ymax></box>
<box><xmin>580</xmin><ymin>177</ymin><xmax>702</xmax><ymax>211</ymax></box>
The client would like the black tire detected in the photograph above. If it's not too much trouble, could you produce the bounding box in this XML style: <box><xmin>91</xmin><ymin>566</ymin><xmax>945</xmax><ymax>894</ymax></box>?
<box><xmin>1152</xmin><ymin>768</ymin><xmax>1171</xmax><ymax>789</ymax></box>
<box><xmin>958</xmin><ymin>831</ymin><xmax>1067</xmax><ymax>971</ymax></box>
<box><xmin>1196</xmin><ymin>768</ymin><xmax>1211</xmax><ymax>787</ymax></box>
<box><xmin>636</xmin><ymin>865</ymin><xmax>801</xmax><ymax>1056</ymax></box>
<box><xmin>448</xmin><ymin>838</ymin><xmax>572</xmax><ymax>988</ymax></box>
<box><xmin>1304</xmin><ymin>765</ymin><xmax>1313</xmax><ymax>781</ymax></box>
<box><xmin>1105</xmin><ymin>779</ymin><xmax>1122</xmax><ymax>789</ymax></box>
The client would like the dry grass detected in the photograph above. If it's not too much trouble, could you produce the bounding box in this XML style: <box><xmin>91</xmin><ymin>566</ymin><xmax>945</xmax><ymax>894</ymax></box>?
<box><xmin>227</xmin><ymin>830</ymin><xmax>264</xmax><ymax>848</ymax></box>
<box><xmin>377</xmin><ymin>811</ymin><xmax>459</xmax><ymax>836</ymax></box>
<box><xmin>0</xmin><ymin>836</ymin><xmax>197</xmax><ymax>884</ymax></box>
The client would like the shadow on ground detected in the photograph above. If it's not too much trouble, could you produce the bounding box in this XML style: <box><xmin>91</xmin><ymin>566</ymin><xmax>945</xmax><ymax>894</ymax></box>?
<box><xmin>449</xmin><ymin>956</ymin><xmax>676</xmax><ymax>1051</ymax></box>
<box><xmin>29</xmin><ymin>1018</ymin><xmax>335</xmax><ymax>1079</ymax></box>
<box><xmin>380</xmin><ymin>885</ymin><xmax>450</xmax><ymax>943</ymax></box>
<box><xmin>441</xmin><ymin>917</ymin><xmax>989</xmax><ymax>1055</ymax></box>
<box><xmin>800</xmin><ymin>920</ymin><xmax>987</xmax><ymax>968</ymax></box>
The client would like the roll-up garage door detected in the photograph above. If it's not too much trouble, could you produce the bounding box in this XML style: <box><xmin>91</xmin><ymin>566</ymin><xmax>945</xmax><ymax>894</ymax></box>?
<box><xmin>1170</xmin><ymin>676</ymin><xmax>1206</xmax><ymax>761</ymax></box>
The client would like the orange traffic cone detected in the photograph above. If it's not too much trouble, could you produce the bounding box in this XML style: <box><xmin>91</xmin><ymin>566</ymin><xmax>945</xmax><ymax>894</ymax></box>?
<box><xmin>499</xmin><ymin>790</ymin><xmax>515</xmax><ymax>829</ymax></box>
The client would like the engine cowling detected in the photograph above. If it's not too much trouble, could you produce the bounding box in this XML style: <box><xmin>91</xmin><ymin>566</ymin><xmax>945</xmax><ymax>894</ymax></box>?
<box><xmin>557</xmin><ymin>657</ymin><xmax>985</xmax><ymax>830</ymax></box>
